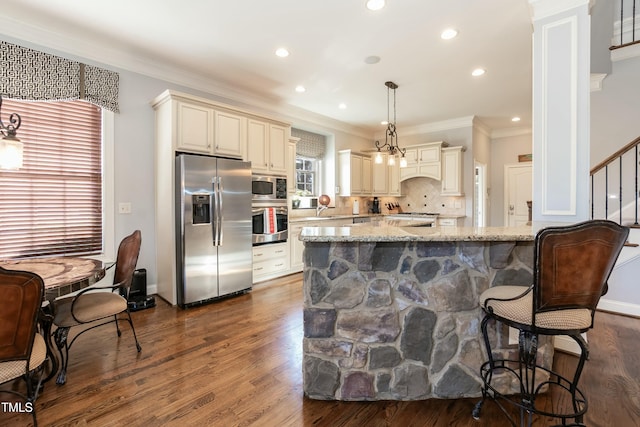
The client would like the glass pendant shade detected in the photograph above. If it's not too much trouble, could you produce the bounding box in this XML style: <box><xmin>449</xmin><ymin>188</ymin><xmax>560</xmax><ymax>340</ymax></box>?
<box><xmin>399</xmin><ymin>155</ymin><xmax>407</xmax><ymax>168</ymax></box>
<box><xmin>375</xmin><ymin>151</ymin><xmax>383</xmax><ymax>164</ymax></box>
<box><xmin>0</xmin><ymin>137</ymin><xmax>23</xmax><ymax>170</ymax></box>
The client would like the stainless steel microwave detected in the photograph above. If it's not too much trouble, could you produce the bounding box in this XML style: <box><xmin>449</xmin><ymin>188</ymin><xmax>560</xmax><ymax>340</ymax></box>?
<box><xmin>252</xmin><ymin>174</ymin><xmax>287</xmax><ymax>202</ymax></box>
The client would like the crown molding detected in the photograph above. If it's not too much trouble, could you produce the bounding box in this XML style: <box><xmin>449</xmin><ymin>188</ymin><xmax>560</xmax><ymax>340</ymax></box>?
<box><xmin>491</xmin><ymin>127</ymin><xmax>533</xmax><ymax>139</ymax></box>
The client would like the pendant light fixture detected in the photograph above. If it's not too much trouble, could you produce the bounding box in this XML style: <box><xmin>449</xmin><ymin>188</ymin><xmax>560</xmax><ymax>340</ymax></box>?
<box><xmin>0</xmin><ymin>95</ymin><xmax>23</xmax><ymax>170</ymax></box>
<box><xmin>374</xmin><ymin>81</ymin><xmax>407</xmax><ymax>168</ymax></box>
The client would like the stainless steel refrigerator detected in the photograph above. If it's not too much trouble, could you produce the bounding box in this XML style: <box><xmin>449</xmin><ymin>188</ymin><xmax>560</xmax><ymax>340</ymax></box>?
<box><xmin>175</xmin><ymin>153</ymin><xmax>252</xmax><ymax>307</ymax></box>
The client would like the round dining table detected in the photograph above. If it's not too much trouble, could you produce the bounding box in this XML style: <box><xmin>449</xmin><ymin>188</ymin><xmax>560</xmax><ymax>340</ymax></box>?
<box><xmin>0</xmin><ymin>256</ymin><xmax>107</xmax><ymax>383</ymax></box>
<box><xmin>0</xmin><ymin>256</ymin><xmax>107</xmax><ymax>301</ymax></box>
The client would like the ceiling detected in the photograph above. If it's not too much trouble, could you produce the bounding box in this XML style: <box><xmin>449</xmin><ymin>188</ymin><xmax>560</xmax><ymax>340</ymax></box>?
<box><xmin>0</xmin><ymin>0</ymin><xmax>534</xmax><ymax>134</ymax></box>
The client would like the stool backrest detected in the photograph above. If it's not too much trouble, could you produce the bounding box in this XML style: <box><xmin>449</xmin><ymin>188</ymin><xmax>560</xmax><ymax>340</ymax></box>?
<box><xmin>533</xmin><ymin>220</ymin><xmax>628</xmax><ymax>321</ymax></box>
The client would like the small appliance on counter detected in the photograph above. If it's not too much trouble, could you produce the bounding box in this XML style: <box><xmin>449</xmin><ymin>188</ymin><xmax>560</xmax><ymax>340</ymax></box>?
<box><xmin>371</xmin><ymin>197</ymin><xmax>381</xmax><ymax>214</ymax></box>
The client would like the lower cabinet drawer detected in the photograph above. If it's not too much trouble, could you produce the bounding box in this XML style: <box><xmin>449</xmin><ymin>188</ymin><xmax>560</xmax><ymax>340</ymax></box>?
<box><xmin>253</xmin><ymin>243</ymin><xmax>288</xmax><ymax>262</ymax></box>
<box><xmin>253</xmin><ymin>258</ymin><xmax>288</xmax><ymax>276</ymax></box>
<box><xmin>438</xmin><ymin>218</ymin><xmax>457</xmax><ymax>226</ymax></box>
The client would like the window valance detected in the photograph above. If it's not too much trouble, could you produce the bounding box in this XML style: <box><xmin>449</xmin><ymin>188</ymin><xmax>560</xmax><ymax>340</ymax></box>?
<box><xmin>0</xmin><ymin>40</ymin><xmax>119</xmax><ymax>112</ymax></box>
<box><xmin>292</xmin><ymin>128</ymin><xmax>326</xmax><ymax>159</ymax></box>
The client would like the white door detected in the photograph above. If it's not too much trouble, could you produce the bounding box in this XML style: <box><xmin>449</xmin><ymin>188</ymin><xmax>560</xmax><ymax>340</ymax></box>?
<box><xmin>504</xmin><ymin>164</ymin><xmax>532</xmax><ymax>226</ymax></box>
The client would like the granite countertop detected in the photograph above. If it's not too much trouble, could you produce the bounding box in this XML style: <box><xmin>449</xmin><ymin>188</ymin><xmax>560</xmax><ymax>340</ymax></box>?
<box><xmin>289</xmin><ymin>214</ymin><xmax>382</xmax><ymax>223</ymax></box>
<box><xmin>299</xmin><ymin>223</ymin><xmax>535</xmax><ymax>242</ymax></box>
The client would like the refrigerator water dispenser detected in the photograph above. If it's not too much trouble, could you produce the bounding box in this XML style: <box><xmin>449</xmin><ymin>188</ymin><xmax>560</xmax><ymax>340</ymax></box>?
<box><xmin>192</xmin><ymin>194</ymin><xmax>211</xmax><ymax>224</ymax></box>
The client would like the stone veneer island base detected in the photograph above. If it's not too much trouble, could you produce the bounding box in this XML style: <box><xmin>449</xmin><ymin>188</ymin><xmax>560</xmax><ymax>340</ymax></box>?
<box><xmin>301</xmin><ymin>224</ymin><xmax>554</xmax><ymax>401</ymax></box>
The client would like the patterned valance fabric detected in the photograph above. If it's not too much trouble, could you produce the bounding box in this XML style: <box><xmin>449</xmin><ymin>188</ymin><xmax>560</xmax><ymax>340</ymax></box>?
<box><xmin>0</xmin><ymin>40</ymin><xmax>119</xmax><ymax>112</ymax></box>
<box><xmin>292</xmin><ymin>128</ymin><xmax>326</xmax><ymax>159</ymax></box>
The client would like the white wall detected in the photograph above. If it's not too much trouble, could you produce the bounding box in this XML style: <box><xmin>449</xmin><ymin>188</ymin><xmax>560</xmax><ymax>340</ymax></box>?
<box><xmin>489</xmin><ymin>132</ymin><xmax>532</xmax><ymax>226</ymax></box>
<box><xmin>591</xmin><ymin>58</ymin><xmax>640</xmax><ymax>165</ymax></box>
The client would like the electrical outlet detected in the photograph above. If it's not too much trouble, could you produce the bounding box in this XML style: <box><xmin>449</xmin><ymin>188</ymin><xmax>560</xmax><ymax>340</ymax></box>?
<box><xmin>118</xmin><ymin>202</ymin><xmax>132</xmax><ymax>214</ymax></box>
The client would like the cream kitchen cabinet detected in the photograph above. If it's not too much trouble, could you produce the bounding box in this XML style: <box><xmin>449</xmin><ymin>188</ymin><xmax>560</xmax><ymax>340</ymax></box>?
<box><xmin>214</xmin><ymin>110</ymin><xmax>245</xmax><ymax>158</ymax></box>
<box><xmin>372</xmin><ymin>155</ymin><xmax>388</xmax><ymax>194</ymax></box>
<box><xmin>338</xmin><ymin>150</ymin><xmax>372</xmax><ymax>196</ymax></box>
<box><xmin>290</xmin><ymin>218</ymin><xmax>353</xmax><ymax>273</ymax></box>
<box><xmin>372</xmin><ymin>153</ymin><xmax>401</xmax><ymax>196</ymax></box>
<box><xmin>441</xmin><ymin>146</ymin><xmax>464</xmax><ymax>196</ymax></box>
<box><xmin>248</xmin><ymin>119</ymin><xmax>288</xmax><ymax>174</ymax></box>
<box><xmin>287</xmin><ymin>137</ymin><xmax>299</xmax><ymax>194</ymax></box>
<box><xmin>289</xmin><ymin>223</ymin><xmax>305</xmax><ymax>272</ymax></box>
<box><xmin>253</xmin><ymin>242</ymin><xmax>289</xmax><ymax>282</ymax></box>
<box><xmin>175</xmin><ymin>100</ymin><xmax>245</xmax><ymax>158</ymax></box>
<box><xmin>400</xmin><ymin>141</ymin><xmax>445</xmax><ymax>181</ymax></box>
<box><xmin>175</xmin><ymin>100</ymin><xmax>213</xmax><ymax>154</ymax></box>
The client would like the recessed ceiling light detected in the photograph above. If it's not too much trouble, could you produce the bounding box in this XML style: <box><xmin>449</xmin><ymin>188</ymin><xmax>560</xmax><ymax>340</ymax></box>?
<box><xmin>471</xmin><ymin>68</ymin><xmax>486</xmax><ymax>77</ymax></box>
<box><xmin>441</xmin><ymin>29</ymin><xmax>458</xmax><ymax>40</ymax></box>
<box><xmin>295</xmin><ymin>85</ymin><xmax>306</xmax><ymax>93</ymax></box>
<box><xmin>381</xmin><ymin>120</ymin><xmax>389</xmax><ymax>125</ymax></box>
<box><xmin>364</xmin><ymin>55</ymin><xmax>381</xmax><ymax>64</ymax></box>
<box><xmin>275</xmin><ymin>48</ymin><xmax>289</xmax><ymax>58</ymax></box>
<box><xmin>512</xmin><ymin>116</ymin><xmax>521</xmax><ymax>122</ymax></box>
<box><xmin>365</xmin><ymin>0</ymin><xmax>385</xmax><ymax>11</ymax></box>
<box><xmin>339</xmin><ymin>103</ymin><xmax>347</xmax><ymax>110</ymax></box>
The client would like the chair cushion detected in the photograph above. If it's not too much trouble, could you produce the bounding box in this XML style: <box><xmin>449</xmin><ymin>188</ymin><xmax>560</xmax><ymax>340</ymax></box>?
<box><xmin>480</xmin><ymin>285</ymin><xmax>593</xmax><ymax>331</ymax></box>
<box><xmin>0</xmin><ymin>333</ymin><xmax>47</xmax><ymax>384</ymax></box>
<box><xmin>54</xmin><ymin>292</ymin><xmax>128</xmax><ymax>327</ymax></box>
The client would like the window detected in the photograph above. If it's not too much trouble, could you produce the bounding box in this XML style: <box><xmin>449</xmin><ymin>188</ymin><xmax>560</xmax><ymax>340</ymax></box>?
<box><xmin>0</xmin><ymin>99</ymin><xmax>103</xmax><ymax>258</ymax></box>
<box><xmin>295</xmin><ymin>156</ymin><xmax>317</xmax><ymax>195</ymax></box>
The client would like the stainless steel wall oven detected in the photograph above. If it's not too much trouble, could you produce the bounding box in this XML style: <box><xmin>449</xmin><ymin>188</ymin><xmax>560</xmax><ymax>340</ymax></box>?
<box><xmin>252</xmin><ymin>174</ymin><xmax>288</xmax><ymax>246</ymax></box>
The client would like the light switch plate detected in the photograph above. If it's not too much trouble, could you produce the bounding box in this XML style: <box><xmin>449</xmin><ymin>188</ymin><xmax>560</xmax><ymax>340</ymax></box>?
<box><xmin>118</xmin><ymin>202</ymin><xmax>132</xmax><ymax>214</ymax></box>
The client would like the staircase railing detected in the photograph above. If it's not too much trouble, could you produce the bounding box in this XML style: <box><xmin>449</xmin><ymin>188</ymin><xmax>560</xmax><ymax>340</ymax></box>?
<box><xmin>590</xmin><ymin>136</ymin><xmax>640</xmax><ymax>226</ymax></box>
<box><xmin>611</xmin><ymin>0</ymin><xmax>640</xmax><ymax>50</ymax></box>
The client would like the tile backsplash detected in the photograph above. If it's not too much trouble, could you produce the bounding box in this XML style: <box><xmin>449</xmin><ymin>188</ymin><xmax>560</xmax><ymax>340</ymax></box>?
<box><xmin>332</xmin><ymin>177</ymin><xmax>466</xmax><ymax>216</ymax></box>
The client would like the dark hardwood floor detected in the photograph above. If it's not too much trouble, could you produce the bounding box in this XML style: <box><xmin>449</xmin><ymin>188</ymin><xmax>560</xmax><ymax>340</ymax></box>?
<box><xmin>2</xmin><ymin>273</ymin><xmax>640</xmax><ymax>426</ymax></box>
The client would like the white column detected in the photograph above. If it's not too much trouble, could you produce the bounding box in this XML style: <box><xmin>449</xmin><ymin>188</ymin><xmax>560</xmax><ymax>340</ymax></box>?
<box><xmin>529</xmin><ymin>0</ymin><xmax>592</xmax><ymax>223</ymax></box>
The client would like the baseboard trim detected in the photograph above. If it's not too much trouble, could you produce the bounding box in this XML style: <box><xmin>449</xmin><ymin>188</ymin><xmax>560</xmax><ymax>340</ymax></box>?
<box><xmin>597</xmin><ymin>298</ymin><xmax>640</xmax><ymax>318</ymax></box>
<box><xmin>147</xmin><ymin>283</ymin><xmax>158</xmax><ymax>296</ymax></box>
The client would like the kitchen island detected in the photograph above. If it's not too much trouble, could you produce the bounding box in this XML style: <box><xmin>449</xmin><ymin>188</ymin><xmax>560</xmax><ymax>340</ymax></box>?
<box><xmin>300</xmin><ymin>223</ymin><xmax>552</xmax><ymax>401</ymax></box>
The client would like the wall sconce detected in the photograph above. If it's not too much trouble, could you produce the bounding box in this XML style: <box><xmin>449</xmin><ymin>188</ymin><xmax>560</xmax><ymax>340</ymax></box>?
<box><xmin>374</xmin><ymin>81</ymin><xmax>407</xmax><ymax>168</ymax></box>
<box><xmin>0</xmin><ymin>95</ymin><xmax>23</xmax><ymax>170</ymax></box>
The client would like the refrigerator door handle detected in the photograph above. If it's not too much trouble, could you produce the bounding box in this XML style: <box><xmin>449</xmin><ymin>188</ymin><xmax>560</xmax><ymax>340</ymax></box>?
<box><xmin>217</xmin><ymin>176</ymin><xmax>224</xmax><ymax>244</ymax></box>
<box><xmin>212</xmin><ymin>177</ymin><xmax>219</xmax><ymax>246</ymax></box>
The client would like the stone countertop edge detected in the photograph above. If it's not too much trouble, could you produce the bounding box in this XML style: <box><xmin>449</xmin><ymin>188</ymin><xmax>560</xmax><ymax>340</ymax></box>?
<box><xmin>289</xmin><ymin>214</ymin><xmax>383</xmax><ymax>223</ymax></box>
<box><xmin>299</xmin><ymin>225</ymin><xmax>535</xmax><ymax>242</ymax></box>
<box><xmin>289</xmin><ymin>213</ymin><xmax>467</xmax><ymax>223</ymax></box>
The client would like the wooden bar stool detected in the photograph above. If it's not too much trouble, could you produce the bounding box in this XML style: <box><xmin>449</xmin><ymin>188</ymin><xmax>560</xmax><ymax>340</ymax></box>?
<box><xmin>472</xmin><ymin>220</ymin><xmax>629</xmax><ymax>426</ymax></box>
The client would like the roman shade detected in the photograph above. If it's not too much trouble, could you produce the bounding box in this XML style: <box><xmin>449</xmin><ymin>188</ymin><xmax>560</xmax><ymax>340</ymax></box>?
<box><xmin>292</xmin><ymin>128</ymin><xmax>326</xmax><ymax>159</ymax></box>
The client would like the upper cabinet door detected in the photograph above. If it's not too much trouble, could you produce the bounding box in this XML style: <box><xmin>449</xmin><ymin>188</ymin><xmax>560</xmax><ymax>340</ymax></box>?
<box><xmin>441</xmin><ymin>147</ymin><xmax>464</xmax><ymax>196</ymax></box>
<box><xmin>247</xmin><ymin>119</ymin><xmax>269</xmax><ymax>172</ymax></box>
<box><xmin>214</xmin><ymin>110</ymin><xmax>245</xmax><ymax>158</ymax></box>
<box><xmin>268</xmin><ymin>124</ymin><xmax>287</xmax><ymax>174</ymax></box>
<box><xmin>176</xmin><ymin>101</ymin><xmax>213</xmax><ymax>153</ymax></box>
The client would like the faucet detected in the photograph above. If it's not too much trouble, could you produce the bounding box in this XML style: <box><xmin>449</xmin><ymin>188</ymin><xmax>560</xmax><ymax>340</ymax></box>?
<box><xmin>316</xmin><ymin>205</ymin><xmax>328</xmax><ymax>217</ymax></box>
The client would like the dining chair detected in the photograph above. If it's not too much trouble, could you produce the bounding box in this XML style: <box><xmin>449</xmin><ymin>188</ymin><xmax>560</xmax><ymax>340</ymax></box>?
<box><xmin>472</xmin><ymin>220</ymin><xmax>629</xmax><ymax>426</ymax></box>
<box><xmin>52</xmin><ymin>230</ymin><xmax>142</xmax><ymax>385</ymax></box>
<box><xmin>0</xmin><ymin>267</ymin><xmax>49</xmax><ymax>427</ymax></box>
